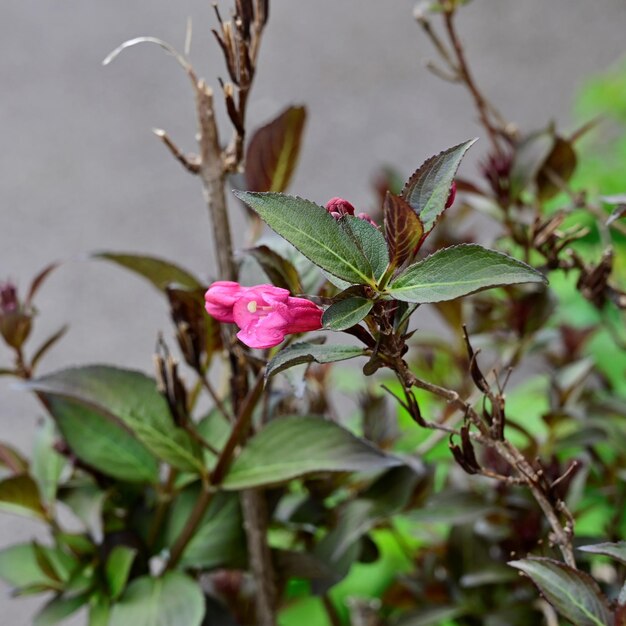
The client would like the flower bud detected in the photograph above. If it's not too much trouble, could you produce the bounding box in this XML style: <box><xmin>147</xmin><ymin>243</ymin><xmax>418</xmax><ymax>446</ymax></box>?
<box><xmin>325</xmin><ymin>197</ymin><xmax>356</xmax><ymax>219</ymax></box>
<box><xmin>356</xmin><ymin>212</ymin><xmax>379</xmax><ymax>228</ymax></box>
<box><xmin>0</xmin><ymin>282</ymin><xmax>32</xmax><ymax>350</ymax></box>
<box><xmin>0</xmin><ymin>283</ymin><xmax>18</xmax><ymax>313</ymax></box>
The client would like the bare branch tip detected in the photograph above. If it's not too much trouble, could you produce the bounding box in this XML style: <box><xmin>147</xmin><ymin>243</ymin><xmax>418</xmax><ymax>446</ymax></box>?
<box><xmin>102</xmin><ymin>36</ymin><xmax>192</xmax><ymax>74</ymax></box>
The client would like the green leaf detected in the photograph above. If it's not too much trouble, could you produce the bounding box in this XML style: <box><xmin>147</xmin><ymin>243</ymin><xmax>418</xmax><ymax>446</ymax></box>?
<box><xmin>509</xmin><ymin>557</ymin><xmax>612</xmax><ymax>626</ymax></box>
<box><xmin>266</xmin><ymin>342</ymin><xmax>367</xmax><ymax>379</ymax></box>
<box><xmin>409</xmin><ymin>490</ymin><xmax>497</xmax><ymax>525</ymax></box>
<box><xmin>28</xmin><ymin>366</ymin><xmax>203</xmax><ymax>475</ymax></box>
<box><xmin>54</xmin><ymin>532</ymin><xmax>94</xmax><ymax>557</ymax></box>
<box><xmin>0</xmin><ymin>474</ymin><xmax>46</xmax><ymax>520</ymax></box>
<box><xmin>40</xmin><ymin>396</ymin><xmax>158</xmax><ymax>483</ymax></box>
<box><xmin>88</xmin><ymin>598</ymin><xmax>111</xmax><ymax>626</ymax></box>
<box><xmin>579</xmin><ymin>541</ymin><xmax>626</xmax><ymax>565</ymax></box>
<box><xmin>95</xmin><ymin>253</ymin><xmax>203</xmax><ymax>291</ymax></box>
<box><xmin>387</xmin><ymin>244</ymin><xmax>546</xmax><ymax>304</ymax></box>
<box><xmin>109</xmin><ymin>572</ymin><xmax>205</xmax><ymax>626</ymax></box>
<box><xmin>322</xmin><ymin>297</ymin><xmax>373</xmax><ymax>331</ymax></box>
<box><xmin>245</xmin><ymin>105</ymin><xmax>307</xmax><ymax>193</ymax></box>
<box><xmin>106</xmin><ymin>546</ymin><xmax>137</xmax><ymax>600</ymax></box>
<box><xmin>316</xmin><ymin>466</ymin><xmax>423</xmax><ymax>566</ymax></box>
<box><xmin>222</xmin><ymin>416</ymin><xmax>400</xmax><ymax>490</ymax></box>
<box><xmin>196</xmin><ymin>409</ymin><xmax>231</xmax><ymax>465</ymax></box>
<box><xmin>164</xmin><ymin>489</ymin><xmax>245</xmax><ymax>569</ymax></box>
<box><xmin>0</xmin><ymin>543</ymin><xmax>74</xmax><ymax>590</ymax></box>
<box><xmin>401</xmin><ymin>139</ymin><xmax>476</xmax><ymax>234</ymax></box>
<box><xmin>32</xmin><ymin>417</ymin><xmax>67</xmax><ymax>505</ymax></box>
<box><xmin>33</xmin><ymin>542</ymin><xmax>64</xmax><ymax>582</ymax></box>
<box><xmin>34</xmin><ymin>593</ymin><xmax>90</xmax><ymax>626</ymax></box>
<box><xmin>339</xmin><ymin>215</ymin><xmax>389</xmax><ymax>282</ymax></box>
<box><xmin>233</xmin><ymin>191</ymin><xmax>375</xmax><ymax>285</ymax></box>
<box><xmin>395</xmin><ymin>607</ymin><xmax>466</xmax><ymax>626</ymax></box>
<box><xmin>59</xmin><ymin>481</ymin><xmax>107</xmax><ymax>537</ymax></box>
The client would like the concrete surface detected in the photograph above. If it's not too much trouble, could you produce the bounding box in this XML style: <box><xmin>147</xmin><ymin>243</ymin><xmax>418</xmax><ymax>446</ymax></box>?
<box><xmin>1</xmin><ymin>0</ymin><xmax>625</xmax><ymax>623</ymax></box>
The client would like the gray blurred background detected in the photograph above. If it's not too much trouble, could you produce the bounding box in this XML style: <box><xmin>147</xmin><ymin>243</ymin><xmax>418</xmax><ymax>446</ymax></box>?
<box><xmin>1</xmin><ymin>0</ymin><xmax>625</xmax><ymax>623</ymax></box>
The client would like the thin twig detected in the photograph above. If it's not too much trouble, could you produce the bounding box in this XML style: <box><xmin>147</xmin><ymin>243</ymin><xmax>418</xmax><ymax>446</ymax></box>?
<box><xmin>442</xmin><ymin>10</ymin><xmax>503</xmax><ymax>153</ymax></box>
<box><xmin>152</xmin><ymin>129</ymin><xmax>200</xmax><ymax>174</ymax></box>
<box><xmin>200</xmin><ymin>370</ymin><xmax>232</xmax><ymax>423</ymax></box>
<box><xmin>322</xmin><ymin>594</ymin><xmax>342</xmax><ymax>626</ymax></box>
<box><xmin>166</xmin><ymin>371</ymin><xmax>264</xmax><ymax>571</ymax></box>
<box><xmin>392</xmin><ymin>357</ymin><xmax>576</xmax><ymax>568</ymax></box>
<box><xmin>103</xmin><ymin>36</ymin><xmax>197</xmax><ymax>85</ymax></box>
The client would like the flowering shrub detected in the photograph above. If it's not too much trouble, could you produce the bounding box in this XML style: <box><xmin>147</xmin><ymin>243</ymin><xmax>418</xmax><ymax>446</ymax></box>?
<box><xmin>1</xmin><ymin>2</ymin><xmax>626</xmax><ymax>626</ymax></box>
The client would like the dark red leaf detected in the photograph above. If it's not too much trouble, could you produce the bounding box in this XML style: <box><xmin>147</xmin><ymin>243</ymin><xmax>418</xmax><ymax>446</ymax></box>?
<box><xmin>245</xmin><ymin>106</ymin><xmax>306</xmax><ymax>193</ymax></box>
<box><xmin>25</xmin><ymin>263</ymin><xmax>60</xmax><ymax>308</ymax></box>
<box><xmin>536</xmin><ymin>136</ymin><xmax>577</xmax><ymax>201</ymax></box>
<box><xmin>383</xmin><ymin>192</ymin><xmax>424</xmax><ymax>267</ymax></box>
<box><xmin>245</xmin><ymin>245</ymin><xmax>303</xmax><ymax>294</ymax></box>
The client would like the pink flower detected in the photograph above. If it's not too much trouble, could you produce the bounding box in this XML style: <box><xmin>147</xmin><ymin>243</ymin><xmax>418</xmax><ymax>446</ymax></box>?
<box><xmin>205</xmin><ymin>282</ymin><xmax>323</xmax><ymax>349</ymax></box>
<box><xmin>204</xmin><ymin>281</ymin><xmax>244</xmax><ymax>323</ymax></box>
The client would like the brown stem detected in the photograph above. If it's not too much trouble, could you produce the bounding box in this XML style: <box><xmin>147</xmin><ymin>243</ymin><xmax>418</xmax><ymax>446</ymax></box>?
<box><xmin>494</xmin><ymin>438</ymin><xmax>576</xmax><ymax>567</ymax></box>
<box><xmin>322</xmin><ymin>594</ymin><xmax>343</xmax><ymax>626</ymax></box>
<box><xmin>166</xmin><ymin>372</ymin><xmax>265</xmax><ymax>571</ymax></box>
<box><xmin>442</xmin><ymin>10</ymin><xmax>503</xmax><ymax>154</ymax></box>
<box><xmin>167</xmin><ymin>482</ymin><xmax>213</xmax><ymax>570</ymax></box>
<box><xmin>160</xmin><ymin>6</ymin><xmax>277</xmax><ymax>621</ymax></box>
<box><xmin>392</xmin><ymin>357</ymin><xmax>576</xmax><ymax>568</ymax></box>
<box><xmin>241</xmin><ymin>490</ymin><xmax>277</xmax><ymax>625</ymax></box>
<box><xmin>153</xmin><ymin>128</ymin><xmax>201</xmax><ymax>174</ymax></box>
<box><xmin>194</xmin><ymin>80</ymin><xmax>236</xmax><ymax>283</ymax></box>
<box><xmin>147</xmin><ymin>467</ymin><xmax>178</xmax><ymax>549</ymax></box>
<box><xmin>199</xmin><ymin>370</ymin><xmax>232</xmax><ymax>423</ymax></box>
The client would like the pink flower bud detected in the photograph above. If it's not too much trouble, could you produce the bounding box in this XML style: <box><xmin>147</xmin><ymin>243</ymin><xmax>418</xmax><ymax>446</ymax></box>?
<box><xmin>325</xmin><ymin>197</ymin><xmax>356</xmax><ymax>220</ymax></box>
<box><xmin>0</xmin><ymin>282</ymin><xmax>18</xmax><ymax>314</ymax></box>
<box><xmin>204</xmin><ymin>282</ymin><xmax>323</xmax><ymax>349</ymax></box>
<box><xmin>356</xmin><ymin>212</ymin><xmax>379</xmax><ymax>228</ymax></box>
<box><xmin>204</xmin><ymin>281</ymin><xmax>245</xmax><ymax>323</ymax></box>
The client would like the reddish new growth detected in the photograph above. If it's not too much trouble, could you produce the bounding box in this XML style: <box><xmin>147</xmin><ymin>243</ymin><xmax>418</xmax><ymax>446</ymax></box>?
<box><xmin>0</xmin><ymin>282</ymin><xmax>18</xmax><ymax>314</ymax></box>
<box><xmin>446</xmin><ymin>180</ymin><xmax>457</xmax><ymax>209</ymax></box>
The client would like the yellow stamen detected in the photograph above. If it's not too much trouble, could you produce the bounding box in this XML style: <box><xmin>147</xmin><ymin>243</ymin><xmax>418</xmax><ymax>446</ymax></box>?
<box><xmin>247</xmin><ymin>300</ymin><xmax>258</xmax><ymax>313</ymax></box>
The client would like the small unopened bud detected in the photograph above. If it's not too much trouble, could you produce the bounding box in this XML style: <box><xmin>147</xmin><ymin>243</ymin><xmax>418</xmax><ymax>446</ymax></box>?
<box><xmin>356</xmin><ymin>212</ymin><xmax>379</xmax><ymax>228</ymax></box>
<box><xmin>325</xmin><ymin>197</ymin><xmax>356</xmax><ymax>219</ymax></box>
<box><xmin>0</xmin><ymin>282</ymin><xmax>18</xmax><ymax>314</ymax></box>
<box><xmin>0</xmin><ymin>282</ymin><xmax>32</xmax><ymax>350</ymax></box>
